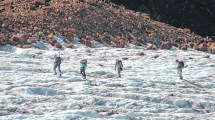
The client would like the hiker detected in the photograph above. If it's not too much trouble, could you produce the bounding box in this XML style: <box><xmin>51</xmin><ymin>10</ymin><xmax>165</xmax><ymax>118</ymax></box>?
<box><xmin>54</xmin><ymin>54</ymin><xmax>62</xmax><ymax>77</ymax></box>
<box><xmin>176</xmin><ymin>59</ymin><xmax>185</xmax><ymax>79</ymax></box>
<box><xmin>80</xmin><ymin>59</ymin><xmax>87</xmax><ymax>79</ymax></box>
<box><xmin>115</xmin><ymin>59</ymin><xmax>123</xmax><ymax>78</ymax></box>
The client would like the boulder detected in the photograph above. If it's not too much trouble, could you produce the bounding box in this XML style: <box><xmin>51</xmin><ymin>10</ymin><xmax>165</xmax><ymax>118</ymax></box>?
<box><xmin>137</xmin><ymin>51</ymin><xmax>145</xmax><ymax>56</ymax></box>
<box><xmin>11</xmin><ymin>36</ymin><xmax>20</xmax><ymax>43</ymax></box>
<box><xmin>208</xmin><ymin>42</ymin><xmax>215</xmax><ymax>49</ymax></box>
<box><xmin>183</xmin><ymin>28</ymin><xmax>191</xmax><ymax>33</ymax></box>
<box><xmin>27</xmin><ymin>38</ymin><xmax>36</xmax><ymax>44</ymax></box>
<box><xmin>47</xmin><ymin>33</ymin><xmax>54</xmax><ymax>39</ymax></box>
<box><xmin>115</xmin><ymin>43</ymin><xmax>125</xmax><ymax>48</ymax></box>
<box><xmin>48</xmin><ymin>39</ymin><xmax>57</xmax><ymax>46</ymax></box>
<box><xmin>99</xmin><ymin>35</ymin><xmax>106</xmax><ymax>41</ymax></box>
<box><xmin>19</xmin><ymin>34</ymin><xmax>28</xmax><ymax>42</ymax></box>
<box><xmin>82</xmin><ymin>40</ymin><xmax>91</xmax><ymax>47</ymax></box>
<box><xmin>66</xmin><ymin>43</ymin><xmax>74</xmax><ymax>48</ymax></box>
<box><xmin>0</xmin><ymin>34</ymin><xmax>8</xmax><ymax>45</ymax></box>
<box><xmin>179</xmin><ymin>44</ymin><xmax>188</xmax><ymax>50</ymax></box>
<box><xmin>130</xmin><ymin>37</ymin><xmax>138</xmax><ymax>45</ymax></box>
<box><xmin>11</xmin><ymin>34</ymin><xmax>28</xmax><ymax>44</ymax></box>
<box><xmin>22</xmin><ymin>44</ymin><xmax>32</xmax><ymax>48</ymax></box>
<box><xmin>159</xmin><ymin>41</ymin><xmax>172</xmax><ymax>49</ymax></box>
<box><xmin>208</xmin><ymin>42</ymin><xmax>215</xmax><ymax>54</ymax></box>
<box><xmin>146</xmin><ymin>44</ymin><xmax>154</xmax><ymax>50</ymax></box>
<box><xmin>211</xmin><ymin>49</ymin><xmax>215</xmax><ymax>54</ymax></box>
<box><xmin>66</xmin><ymin>28</ymin><xmax>77</xmax><ymax>35</ymax></box>
<box><xmin>193</xmin><ymin>44</ymin><xmax>199</xmax><ymax>50</ymax></box>
<box><xmin>54</xmin><ymin>43</ymin><xmax>62</xmax><ymax>48</ymax></box>
<box><xmin>111</xmin><ymin>38</ymin><xmax>118</xmax><ymax>43</ymax></box>
<box><xmin>198</xmin><ymin>43</ymin><xmax>207</xmax><ymax>51</ymax></box>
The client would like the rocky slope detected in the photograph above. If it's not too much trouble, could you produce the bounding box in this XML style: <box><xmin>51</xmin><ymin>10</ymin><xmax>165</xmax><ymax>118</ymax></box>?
<box><xmin>0</xmin><ymin>0</ymin><xmax>215</xmax><ymax>53</ymax></box>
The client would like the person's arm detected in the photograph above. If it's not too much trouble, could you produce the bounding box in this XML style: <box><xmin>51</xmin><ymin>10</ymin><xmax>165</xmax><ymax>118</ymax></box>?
<box><xmin>114</xmin><ymin>62</ymin><xmax>117</xmax><ymax>71</ymax></box>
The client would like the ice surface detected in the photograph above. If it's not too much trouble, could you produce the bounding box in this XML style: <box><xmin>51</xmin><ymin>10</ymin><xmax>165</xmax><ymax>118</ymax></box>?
<box><xmin>0</xmin><ymin>44</ymin><xmax>215</xmax><ymax>120</ymax></box>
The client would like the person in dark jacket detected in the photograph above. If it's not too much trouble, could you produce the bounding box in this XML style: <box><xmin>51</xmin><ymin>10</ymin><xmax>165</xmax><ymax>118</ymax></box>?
<box><xmin>176</xmin><ymin>59</ymin><xmax>185</xmax><ymax>79</ymax></box>
<box><xmin>115</xmin><ymin>59</ymin><xmax>123</xmax><ymax>78</ymax></box>
<box><xmin>54</xmin><ymin>55</ymin><xmax>62</xmax><ymax>77</ymax></box>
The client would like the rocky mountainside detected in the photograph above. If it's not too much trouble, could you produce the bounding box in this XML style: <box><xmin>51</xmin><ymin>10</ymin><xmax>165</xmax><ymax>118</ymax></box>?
<box><xmin>111</xmin><ymin>0</ymin><xmax>215</xmax><ymax>38</ymax></box>
<box><xmin>0</xmin><ymin>0</ymin><xmax>215</xmax><ymax>53</ymax></box>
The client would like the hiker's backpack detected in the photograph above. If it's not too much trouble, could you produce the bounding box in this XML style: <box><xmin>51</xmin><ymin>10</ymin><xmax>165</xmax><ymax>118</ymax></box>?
<box><xmin>179</xmin><ymin>61</ymin><xmax>184</xmax><ymax>68</ymax></box>
<box><xmin>55</xmin><ymin>56</ymin><xmax>62</xmax><ymax>63</ymax></box>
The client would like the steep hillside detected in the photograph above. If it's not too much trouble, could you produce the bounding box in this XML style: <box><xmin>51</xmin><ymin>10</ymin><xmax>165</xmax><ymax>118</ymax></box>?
<box><xmin>0</xmin><ymin>0</ymin><xmax>214</xmax><ymax>53</ymax></box>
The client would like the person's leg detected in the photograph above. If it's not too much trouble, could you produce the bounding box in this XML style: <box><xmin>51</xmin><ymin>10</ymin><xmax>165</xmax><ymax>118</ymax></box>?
<box><xmin>83</xmin><ymin>69</ymin><xmax>86</xmax><ymax>79</ymax></box>
<box><xmin>180</xmin><ymin>69</ymin><xmax>183</xmax><ymax>79</ymax></box>
<box><xmin>117</xmin><ymin>69</ymin><xmax>121</xmax><ymax>78</ymax></box>
<box><xmin>80</xmin><ymin>69</ymin><xmax>84</xmax><ymax>77</ymax></box>
<box><xmin>178</xmin><ymin>68</ymin><xmax>183</xmax><ymax>79</ymax></box>
<box><xmin>58</xmin><ymin>64</ymin><xmax>61</xmax><ymax>76</ymax></box>
<box><xmin>54</xmin><ymin>63</ymin><xmax>57</xmax><ymax>75</ymax></box>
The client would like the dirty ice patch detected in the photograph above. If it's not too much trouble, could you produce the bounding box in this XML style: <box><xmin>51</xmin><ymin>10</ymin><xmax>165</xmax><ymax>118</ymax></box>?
<box><xmin>27</xmin><ymin>87</ymin><xmax>65</xmax><ymax>96</ymax></box>
<box><xmin>0</xmin><ymin>44</ymin><xmax>17</xmax><ymax>52</ymax></box>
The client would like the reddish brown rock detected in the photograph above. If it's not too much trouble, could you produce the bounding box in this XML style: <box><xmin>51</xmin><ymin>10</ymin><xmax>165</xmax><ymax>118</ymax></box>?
<box><xmin>11</xmin><ymin>34</ymin><xmax>28</xmax><ymax>44</ymax></box>
<box><xmin>82</xmin><ymin>40</ymin><xmax>91</xmax><ymax>47</ymax></box>
<box><xmin>198</xmin><ymin>43</ymin><xmax>207</xmax><ymax>51</ymax></box>
<box><xmin>48</xmin><ymin>39</ymin><xmax>56</xmax><ymax>46</ymax></box>
<box><xmin>181</xmin><ymin>45</ymin><xmax>188</xmax><ymax>50</ymax></box>
<box><xmin>179</xmin><ymin>44</ymin><xmax>188</xmax><ymax>50</ymax></box>
<box><xmin>47</xmin><ymin>33</ymin><xmax>54</xmax><ymax>39</ymax></box>
<box><xmin>99</xmin><ymin>35</ymin><xmax>106</xmax><ymax>41</ymax></box>
<box><xmin>86</xmin><ymin>36</ymin><xmax>91</xmax><ymax>41</ymax></box>
<box><xmin>66</xmin><ymin>43</ymin><xmax>74</xmax><ymax>48</ymax></box>
<box><xmin>137</xmin><ymin>51</ymin><xmax>145</xmax><ymax>56</ymax></box>
<box><xmin>66</xmin><ymin>28</ymin><xmax>77</xmax><ymax>35</ymax></box>
<box><xmin>208</xmin><ymin>42</ymin><xmax>215</xmax><ymax>54</ymax></box>
<box><xmin>146</xmin><ymin>44</ymin><xmax>154</xmax><ymax>50</ymax></box>
<box><xmin>27</xmin><ymin>38</ymin><xmax>36</xmax><ymax>44</ymax></box>
<box><xmin>115</xmin><ymin>43</ymin><xmax>125</xmax><ymax>48</ymax></box>
<box><xmin>208</xmin><ymin>42</ymin><xmax>215</xmax><ymax>49</ymax></box>
<box><xmin>159</xmin><ymin>41</ymin><xmax>172</xmax><ymax>49</ymax></box>
<box><xmin>54</xmin><ymin>43</ymin><xmax>62</xmax><ymax>48</ymax></box>
<box><xmin>130</xmin><ymin>37</ymin><xmax>138</xmax><ymax>45</ymax></box>
<box><xmin>193</xmin><ymin>44</ymin><xmax>199</xmax><ymax>50</ymax></box>
<box><xmin>211</xmin><ymin>49</ymin><xmax>215</xmax><ymax>54</ymax></box>
<box><xmin>22</xmin><ymin>44</ymin><xmax>32</xmax><ymax>48</ymax></box>
<box><xmin>104</xmin><ymin>32</ymin><xmax>109</xmax><ymax>37</ymax></box>
<box><xmin>0</xmin><ymin>34</ymin><xmax>8</xmax><ymax>45</ymax></box>
<box><xmin>183</xmin><ymin>28</ymin><xmax>191</xmax><ymax>33</ymax></box>
<box><xmin>111</xmin><ymin>38</ymin><xmax>118</xmax><ymax>43</ymax></box>
<box><xmin>19</xmin><ymin>34</ymin><xmax>28</xmax><ymax>42</ymax></box>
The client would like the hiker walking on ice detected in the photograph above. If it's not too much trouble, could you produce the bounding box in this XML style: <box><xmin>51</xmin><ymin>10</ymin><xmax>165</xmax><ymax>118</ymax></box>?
<box><xmin>53</xmin><ymin>54</ymin><xmax>62</xmax><ymax>77</ymax></box>
<box><xmin>80</xmin><ymin>59</ymin><xmax>87</xmax><ymax>79</ymax></box>
<box><xmin>176</xmin><ymin>59</ymin><xmax>186</xmax><ymax>80</ymax></box>
<box><xmin>115</xmin><ymin>59</ymin><xmax>123</xmax><ymax>78</ymax></box>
